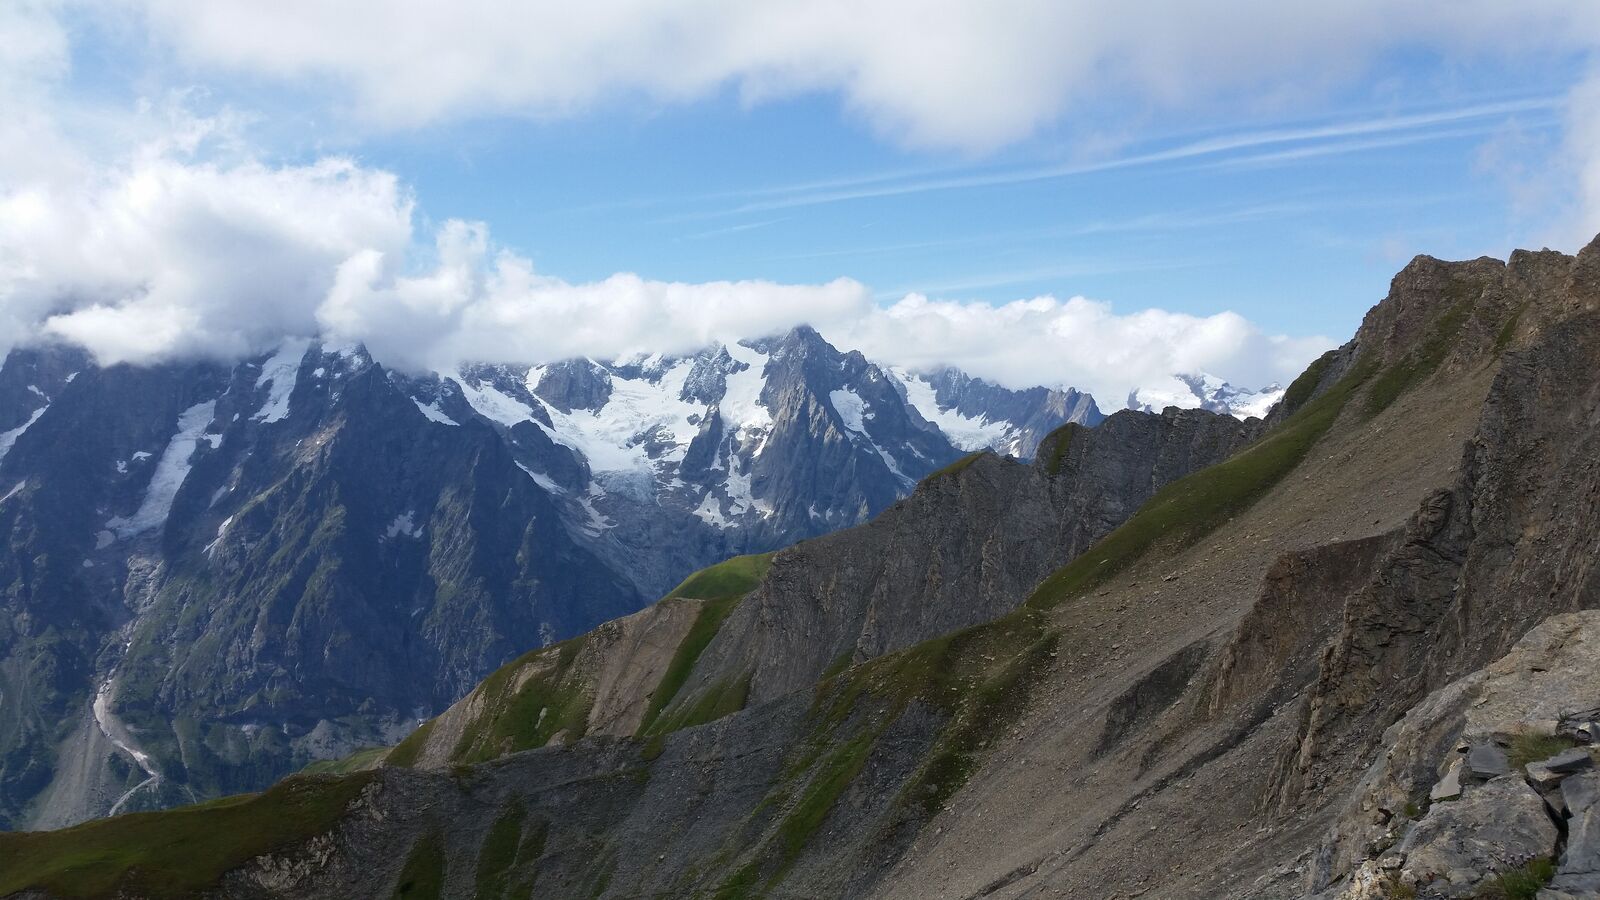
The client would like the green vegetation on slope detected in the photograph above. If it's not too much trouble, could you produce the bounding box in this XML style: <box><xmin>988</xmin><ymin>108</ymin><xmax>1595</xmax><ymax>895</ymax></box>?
<box><xmin>666</xmin><ymin>552</ymin><xmax>773</xmax><ymax>600</ymax></box>
<box><xmin>393</xmin><ymin>829</ymin><xmax>447</xmax><ymax>899</ymax></box>
<box><xmin>717</xmin><ymin>610</ymin><xmax>1059</xmax><ymax>896</ymax></box>
<box><xmin>1276</xmin><ymin>349</ymin><xmax>1337</xmax><ymax>419</ymax></box>
<box><xmin>473</xmin><ymin>801</ymin><xmax>528</xmax><ymax>899</ymax></box>
<box><xmin>638</xmin><ymin>594</ymin><xmax>749</xmax><ymax>736</ymax></box>
<box><xmin>921</xmin><ymin>451</ymin><xmax>986</xmax><ymax>484</ymax></box>
<box><xmin>1364</xmin><ymin>285</ymin><xmax>1477</xmax><ymax>417</ymax></box>
<box><xmin>301</xmin><ymin>745</ymin><xmax>388</xmax><ymax>775</ymax></box>
<box><xmin>0</xmin><ymin>773</ymin><xmax>373</xmax><ymax>898</ymax></box>
<box><xmin>1040</xmin><ymin>424</ymin><xmax>1079</xmax><ymax>476</ymax></box>
<box><xmin>451</xmin><ymin>636</ymin><xmax>592</xmax><ymax>765</ymax></box>
<box><xmin>1024</xmin><ymin>355</ymin><xmax>1373</xmax><ymax>610</ymax></box>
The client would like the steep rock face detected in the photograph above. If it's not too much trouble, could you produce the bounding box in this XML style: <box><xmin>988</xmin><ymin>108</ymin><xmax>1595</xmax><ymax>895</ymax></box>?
<box><xmin>675</xmin><ymin>405</ymin><xmax>1259</xmax><ymax>711</ymax></box>
<box><xmin>0</xmin><ymin>344</ymin><xmax>643</xmax><ymax>829</ymax></box>
<box><xmin>889</xmin><ymin>364</ymin><xmax>1103</xmax><ymax>457</ymax></box>
<box><xmin>1278</xmin><ymin>243</ymin><xmax>1600</xmax><ymax>819</ymax></box>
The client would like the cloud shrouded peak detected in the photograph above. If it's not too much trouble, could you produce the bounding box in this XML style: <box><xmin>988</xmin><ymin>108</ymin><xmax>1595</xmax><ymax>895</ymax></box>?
<box><xmin>0</xmin><ymin>123</ymin><xmax>1328</xmax><ymax>401</ymax></box>
<box><xmin>123</xmin><ymin>0</ymin><xmax>1600</xmax><ymax>151</ymax></box>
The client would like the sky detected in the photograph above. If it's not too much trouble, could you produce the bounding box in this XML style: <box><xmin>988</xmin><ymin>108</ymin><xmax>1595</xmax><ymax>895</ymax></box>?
<box><xmin>2</xmin><ymin>1</ymin><xmax>1600</xmax><ymax>403</ymax></box>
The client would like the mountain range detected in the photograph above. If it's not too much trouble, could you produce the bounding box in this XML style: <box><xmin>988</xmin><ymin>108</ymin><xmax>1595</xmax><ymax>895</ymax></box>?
<box><xmin>2</xmin><ymin>237</ymin><xmax>1596</xmax><ymax>898</ymax></box>
<box><xmin>0</xmin><ymin>325</ymin><xmax>1119</xmax><ymax>829</ymax></box>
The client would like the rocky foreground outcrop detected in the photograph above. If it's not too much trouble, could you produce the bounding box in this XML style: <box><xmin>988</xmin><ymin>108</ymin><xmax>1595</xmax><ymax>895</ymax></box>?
<box><xmin>1311</xmin><ymin>611</ymin><xmax>1600</xmax><ymax>898</ymax></box>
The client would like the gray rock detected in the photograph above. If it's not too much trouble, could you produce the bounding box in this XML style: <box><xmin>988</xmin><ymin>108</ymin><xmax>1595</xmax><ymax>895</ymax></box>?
<box><xmin>1550</xmin><ymin>771</ymin><xmax>1600</xmax><ymax>895</ymax></box>
<box><xmin>1542</xmin><ymin>748</ymin><xmax>1594</xmax><ymax>775</ymax></box>
<box><xmin>1466</xmin><ymin>742</ymin><xmax>1512</xmax><ymax>780</ymax></box>
<box><xmin>1430</xmin><ymin>758</ymin><xmax>1463</xmax><ymax>802</ymax></box>
<box><xmin>1398</xmin><ymin>775</ymin><xmax>1558</xmax><ymax>896</ymax></box>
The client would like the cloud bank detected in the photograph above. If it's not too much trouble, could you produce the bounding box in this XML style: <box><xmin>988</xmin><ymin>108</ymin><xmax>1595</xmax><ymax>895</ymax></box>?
<box><xmin>123</xmin><ymin>0</ymin><xmax>1600</xmax><ymax>151</ymax></box>
<box><xmin>0</xmin><ymin>122</ymin><xmax>1327</xmax><ymax>401</ymax></box>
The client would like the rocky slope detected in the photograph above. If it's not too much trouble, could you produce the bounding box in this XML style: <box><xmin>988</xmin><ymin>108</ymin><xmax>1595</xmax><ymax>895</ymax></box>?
<box><xmin>7</xmin><ymin>237</ymin><xmax>1597</xmax><ymax>899</ymax></box>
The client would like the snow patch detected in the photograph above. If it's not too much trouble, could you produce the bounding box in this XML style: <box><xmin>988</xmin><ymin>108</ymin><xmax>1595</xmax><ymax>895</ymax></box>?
<box><xmin>524</xmin><ymin>358</ymin><xmax>704</xmax><ymax>475</ymax></box>
<box><xmin>829</xmin><ymin>388</ymin><xmax>869</xmax><ymax>434</ymax></box>
<box><xmin>1</xmin><ymin>480</ymin><xmax>26</xmax><ymax>503</ymax></box>
<box><xmin>720</xmin><ymin>343</ymin><xmax>773</xmax><ymax>456</ymax></box>
<box><xmin>412</xmin><ymin>398</ymin><xmax>459</xmax><ymax>426</ymax></box>
<box><xmin>385</xmin><ymin>511</ymin><xmax>424</xmax><ymax>539</ymax></box>
<box><xmin>456</xmin><ymin>375</ymin><xmax>536</xmax><ymax>428</ymax></box>
<box><xmin>252</xmin><ymin>338</ymin><xmax>311</xmax><ymax>424</ymax></box>
<box><xmin>0</xmin><ymin>406</ymin><xmax>47</xmax><ymax>463</ymax></box>
<box><xmin>891</xmin><ymin>368</ymin><xmax>1012</xmax><ymax>451</ymax></box>
<box><xmin>515</xmin><ymin>461</ymin><xmax>564</xmax><ymax>494</ymax></box>
<box><xmin>203</xmin><ymin>516</ymin><xmax>234</xmax><ymax>557</ymax></box>
<box><xmin>105</xmin><ymin>400</ymin><xmax>218</xmax><ymax>539</ymax></box>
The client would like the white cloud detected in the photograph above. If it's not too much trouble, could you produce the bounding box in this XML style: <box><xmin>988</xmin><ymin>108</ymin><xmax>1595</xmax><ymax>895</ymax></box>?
<box><xmin>1</xmin><ymin>133</ymin><xmax>413</xmax><ymax>364</ymax></box>
<box><xmin>1557</xmin><ymin>68</ymin><xmax>1600</xmax><ymax>248</ymax></box>
<box><xmin>120</xmin><ymin>0</ymin><xmax>1600</xmax><ymax>151</ymax></box>
<box><xmin>0</xmin><ymin>120</ymin><xmax>1322</xmax><ymax>398</ymax></box>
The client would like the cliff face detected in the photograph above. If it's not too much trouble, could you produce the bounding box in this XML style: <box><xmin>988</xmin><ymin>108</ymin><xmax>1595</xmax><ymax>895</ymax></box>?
<box><xmin>5</xmin><ymin>239</ymin><xmax>1600</xmax><ymax>899</ymax></box>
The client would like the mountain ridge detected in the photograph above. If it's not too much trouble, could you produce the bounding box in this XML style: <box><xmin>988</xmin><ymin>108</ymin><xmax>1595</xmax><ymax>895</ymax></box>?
<box><xmin>6</xmin><ymin>239</ymin><xmax>1592</xmax><ymax>897</ymax></box>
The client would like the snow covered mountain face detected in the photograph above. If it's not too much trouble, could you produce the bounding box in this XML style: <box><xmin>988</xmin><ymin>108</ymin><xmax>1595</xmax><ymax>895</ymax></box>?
<box><xmin>1126</xmin><ymin>372</ymin><xmax>1284</xmax><ymax>419</ymax></box>
<box><xmin>0</xmin><ymin>325</ymin><xmax>1100</xmax><ymax>828</ymax></box>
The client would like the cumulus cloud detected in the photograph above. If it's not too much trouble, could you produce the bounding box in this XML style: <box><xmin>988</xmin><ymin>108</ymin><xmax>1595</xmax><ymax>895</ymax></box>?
<box><xmin>1555</xmin><ymin>68</ymin><xmax>1600</xmax><ymax>247</ymax></box>
<box><xmin>1</xmin><ymin>144</ymin><xmax>413</xmax><ymax>364</ymax></box>
<box><xmin>121</xmin><ymin>0</ymin><xmax>1600</xmax><ymax>150</ymax></box>
<box><xmin>0</xmin><ymin>125</ymin><xmax>1325</xmax><ymax>398</ymax></box>
<box><xmin>0</xmin><ymin>97</ymin><xmax>1323</xmax><ymax>398</ymax></box>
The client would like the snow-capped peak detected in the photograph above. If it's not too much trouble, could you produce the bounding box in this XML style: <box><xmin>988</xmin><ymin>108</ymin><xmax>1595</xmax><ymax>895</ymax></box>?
<box><xmin>1126</xmin><ymin>373</ymin><xmax>1283</xmax><ymax>420</ymax></box>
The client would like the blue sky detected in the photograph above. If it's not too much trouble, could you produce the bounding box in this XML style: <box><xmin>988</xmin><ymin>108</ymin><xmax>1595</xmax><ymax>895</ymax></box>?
<box><xmin>4</xmin><ymin>2</ymin><xmax>1599</xmax><ymax>400</ymax></box>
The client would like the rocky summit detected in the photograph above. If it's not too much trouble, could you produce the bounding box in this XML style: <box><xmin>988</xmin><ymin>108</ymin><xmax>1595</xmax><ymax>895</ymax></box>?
<box><xmin>1</xmin><ymin>237</ymin><xmax>1596</xmax><ymax>899</ymax></box>
<box><xmin>0</xmin><ymin>325</ymin><xmax>1104</xmax><ymax>831</ymax></box>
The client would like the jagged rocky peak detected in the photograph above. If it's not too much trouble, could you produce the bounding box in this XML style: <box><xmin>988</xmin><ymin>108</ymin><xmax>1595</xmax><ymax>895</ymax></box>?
<box><xmin>892</xmin><ymin>363</ymin><xmax>1104</xmax><ymax>457</ymax></box>
<box><xmin>531</xmin><ymin>357</ymin><xmax>614</xmax><ymax>412</ymax></box>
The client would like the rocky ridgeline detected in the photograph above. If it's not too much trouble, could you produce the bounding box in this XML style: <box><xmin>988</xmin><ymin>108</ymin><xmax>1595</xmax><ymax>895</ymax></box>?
<box><xmin>3</xmin><ymin>239</ymin><xmax>1599</xmax><ymax>898</ymax></box>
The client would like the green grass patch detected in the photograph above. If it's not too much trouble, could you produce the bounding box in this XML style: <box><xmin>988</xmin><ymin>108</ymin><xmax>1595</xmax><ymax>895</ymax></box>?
<box><xmin>473</xmin><ymin>801</ymin><xmax>527</xmax><ymax>899</ymax></box>
<box><xmin>666</xmin><ymin>553</ymin><xmax>773</xmax><ymax>601</ymax></box>
<box><xmin>1508</xmin><ymin>731</ymin><xmax>1578</xmax><ymax>770</ymax></box>
<box><xmin>384</xmin><ymin>717</ymin><xmax>437</xmax><ymax>769</ymax></box>
<box><xmin>637</xmin><ymin>594</ymin><xmax>748</xmax><ymax>736</ymax></box>
<box><xmin>1495</xmin><ymin>301</ymin><xmax>1529</xmax><ymax>353</ymax></box>
<box><xmin>452</xmin><ymin>636</ymin><xmax>592</xmax><ymax>765</ymax></box>
<box><xmin>902</xmin><ymin>629</ymin><xmax>1060</xmax><ymax>816</ymax></box>
<box><xmin>393</xmin><ymin>829</ymin><xmax>447</xmax><ymax>899</ymax></box>
<box><xmin>301</xmin><ymin>746</ymin><xmax>388</xmax><ymax>775</ymax></box>
<box><xmin>921</xmin><ymin>451</ymin><xmax>986</xmax><ymax>484</ymax></box>
<box><xmin>1363</xmin><ymin>289</ymin><xmax>1475</xmax><ymax>417</ymax></box>
<box><xmin>1025</xmin><ymin>357</ymin><xmax>1372</xmax><ymax>610</ymax></box>
<box><xmin>0</xmin><ymin>773</ymin><xmax>373</xmax><ymax>898</ymax></box>
<box><xmin>1277</xmin><ymin>349</ymin><xmax>1337</xmax><ymax>418</ymax></box>
<box><xmin>1478</xmin><ymin>857</ymin><xmax>1555</xmax><ymax>900</ymax></box>
<box><xmin>777</xmin><ymin>729</ymin><xmax>879</xmax><ymax>855</ymax></box>
<box><xmin>717</xmin><ymin>610</ymin><xmax>1058</xmax><ymax>897</ymax></box>
<box><xmin>1040</xmin><ymin>424</ymin><xmax>1080</xmax><ymax>477</ymax></box>
<box><xmin>643</xmin><ymin>672</ymin><xmax>753</xmax><ymax>758</ymax></box>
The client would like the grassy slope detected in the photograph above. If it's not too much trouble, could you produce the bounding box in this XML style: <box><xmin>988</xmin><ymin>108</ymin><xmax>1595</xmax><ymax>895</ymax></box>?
<box><xmin>0</xmin><ymin>774</ymin><xmax>373</xmax><ymax>899</ymax></box>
